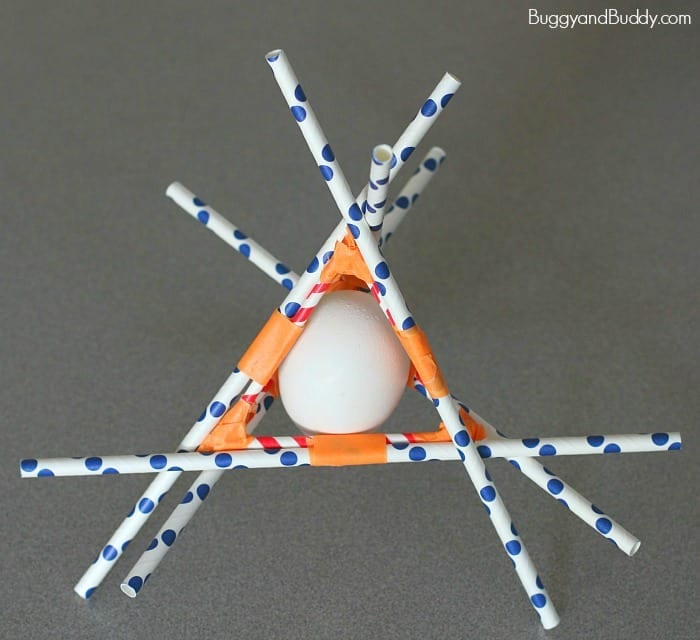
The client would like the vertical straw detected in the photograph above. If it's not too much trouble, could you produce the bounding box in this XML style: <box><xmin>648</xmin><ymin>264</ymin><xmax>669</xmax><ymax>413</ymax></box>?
<box><xmin>265</xmin><ymin>49</ymin><xmax>559</xmax><ymax>629</ymax></box>
<box><xmin>363</xmin><ymin>144</ymin><xmax>393</xmax><ymax>239</ymax></box>
<box><xmin>120</xmin><ymin>393</ymin><xmax>275</xmax><ymax>597</ymax></box>
<box><xmin>381</xmin><ymin>147</ymin><xmax>446</xmax><ymax>246</ymax></box>
<box><xmin>167</xmin><ymin>182</ymin><xmax>298</xmax><ymax>290</ymax></box>
<box><xmin>73</xmin><ymin>368</ymin><xmax>250</xmax><ymax>598</ymax></box>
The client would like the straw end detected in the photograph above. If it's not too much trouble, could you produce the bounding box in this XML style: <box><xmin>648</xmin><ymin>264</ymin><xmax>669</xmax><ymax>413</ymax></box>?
<box><xmin>265</xmin><ymin>48</ymin><xmax>283</xmax><ymax>63</ymax></box>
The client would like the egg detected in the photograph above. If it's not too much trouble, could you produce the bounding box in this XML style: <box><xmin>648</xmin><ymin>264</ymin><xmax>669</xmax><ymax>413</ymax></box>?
<box><xmin>278</xmin><ymin>289</ymin><xmax>410</xmax><ymax>434</ymax></box>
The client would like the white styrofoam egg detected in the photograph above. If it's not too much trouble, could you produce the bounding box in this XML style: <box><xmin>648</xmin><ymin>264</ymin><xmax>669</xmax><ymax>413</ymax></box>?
<box><xmin>278</xmin><ymin>289</ymin><xmax>410</xmax><ymax>435</ymax></box>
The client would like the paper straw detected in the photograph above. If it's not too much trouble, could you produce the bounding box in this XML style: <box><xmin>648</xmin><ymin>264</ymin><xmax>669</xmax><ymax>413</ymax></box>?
<box><xmin>167</xmin><ymin>182</ymin><xmax>299</xmax><ymax>291</ymax></box>
<box><xmin>72</xmin><ymin>368</ymin><xmax>250</xmax><ymax>598</ymax></box>
<box><xmin>120</xmin><ymin>393</ymin><xmax>275</xmax><ymax>597</ymax></box>
<box><xmin>21</xmin><ymin>431</ymin><xmax>681</xmax><ymax>478</ymax></box>
<box><xmin>266</xmin><ymin>48</ymin><xmax>558</xmax><ymax>627</ymax></box>
<box><xmin>380</xmin><ymin>147</ymin><xmax>446</xmax><ymax>246</ymax></box>
<box><xmin>363</xmin><ymin>144</ymin><xmax>393</xmax><ymax>237</ymax></box>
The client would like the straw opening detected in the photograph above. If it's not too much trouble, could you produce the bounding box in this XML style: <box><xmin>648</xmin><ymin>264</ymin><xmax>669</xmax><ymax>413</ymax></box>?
<box><xmin>120</xmin><ymin>582</ymin><xmax>138</xmax><ymax>598</ymax></box>
<box><xmin>373</xmin><ymin>144</ymin><xmax>393</xmax><ymax>164</ymax></box>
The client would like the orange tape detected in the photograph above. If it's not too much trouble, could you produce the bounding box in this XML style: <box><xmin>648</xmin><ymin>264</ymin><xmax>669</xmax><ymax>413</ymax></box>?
<box><xmin>309</xmin><ymin>433</ymin><xmax>388</xmax><ymax>466</ymax></box>
<box><xmin>410</xmin><ymin>424</ymin><xmax>451</xmax><ymax>443</ymax></box>
<box><xmin>198</xmin><ymin>399</ymin><xmax>254</xmax><ymax>452</ymax></box>
<box><xmin>459</xmin><ymin>407</ymin><xmax>487</xmax><ymax>441</ymax></box>
<box><xmin>395</xmin><ymin>326</ymin><xmax>449</xmax><ymax>398</ymax></box>
<box><xmin>320</xmin><ymin>234</ymin><xmax>373</xmax><ymax>286</ymax></box>
<box><xmin>238</xmin><ymin>311</ymin><xmax>303</xmax><ymax>384</ymax></box>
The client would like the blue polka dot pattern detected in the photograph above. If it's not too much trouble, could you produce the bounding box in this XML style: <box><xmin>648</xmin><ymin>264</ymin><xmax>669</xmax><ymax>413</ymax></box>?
<box><xmin>652</xmin><ymin>433</ymin><xmax>669</xmax><ymax>446</ymax></box>
<box><xmin>531</xmin><ymin>594</ymin><xmax>547</xmax><ymax>608</ymax></box>
<box><xmin>536</xmin><ymin>575</ymin><xmax>544</xmax><ymax>589</ymax></box>
<box><xmin>210</xmin><ymin>401</ymin><xmax>226</xmax><ymax>418</ymax></box>
<box><xmin>197</xmin><ymin>210</ymin><xmax>209</xmax><ymax>224</ymax></box>
<box><xmin>348</xmin><ymin>203</ymin><xmax>363</xmax><ymax>221</ymax></box>
<box><xmin>321</xmin><ymin>144</ymin><xmax>335</xmax><ymax>161</ymax></box>
<box><xmin>38</xmin><ymin>469</ymin><xmax>54</xmax><ymax>477</ymax></box>
<box><xmin>266</xmin><ymin>52</ymin><xmax>280</xmax><ymax>62</ymax></box>
<box><xmin>102</xmin><ymin>467</ymin><xmax>119</xmax><ymax>474</ymax></box>
<box><xmin>233</xmin><ymin>229</ymin><xmax>247</xmax><ymax>240</ymax></box>
<box><xmin>421</xmin><ymin>99</ymin><xmax>438</xmax><ymax>117</ymax></box>
<box><xmin>85</xmin><ymin>587</ymin><xmax>96</xmax><ymax>598</ymax></box>
<box><xmin>587</xmin><ymin>435</ymin><xmax>604</xmax><ymax>447</ymax></box>
<box><xmin>509</xmin><ymin>459</ymin><xmax>521</xmax><ymax>470</ymax></box>
<box><xmin>539</xmin><ymin>444</ymin><xmax>556</xmax><ymax>456</ymax></box>
<box><xmin>348</xmin><ymin>224</ymin><xmax>360</xmax><ymax>239</ymax></box>
<box><xmin>547</xmin><ymin>479</ymin><xmax>564</xmax><ymax>495</ymax></box>
<box><xmin>281</xmin><ymin>451</ymin><xmax>298</xmax><ymax>466</ymax></box>
<box><xmin>522</xmin><ymin>438</ymin><xmax>539</xmax><ymax>448</ymax></box>
<box><xmin>21</xmin><ymin>458</ymin><xmax>38</xmax><ymax>472</ymax></box>
<box><xmin>102</xmin><ymin>545</ymin><xmax>118</xmax><ymax>561</ymax></box>
<box><xmin>197</xmin><ymin>409</ymin><xmax>206</xmax><ymax>422</ymax></box>
<box><xmin>162</xmin><ymin>530</ymin><xmax>176</xmax><ymax>546</ymax></box>
<box><xmin>440</xmin><ymin>93</ymin><xmax>454</xmax><ymax>108</ymax></box>
<box><xmin>511</xmin><ymin>522</ymin><xmax>518</xmax><ymax>536</ymax></box>
<box><xmin>477</xmin><ymin>445</ymin><xmax>492</xmax><ymax>458</ymax></box>
<box><xmin>239</xmin><ymin>243</ymin><xmax>251</xmax><ymax>257</ymax></box>
<box><xmin>263</xmin><ymin>396</ymin><xmax>274</xmax><ymax>410</ymax></box>
<box><xmin>591</xmin><ymin>504</ymin><xmax>603</xmax><ymax>514</ymax></box>
<box><xmin>400</xmin><ymin>146</ymin><xmax>415</xmax><ymax>161</ymax></box>
<box><xmin>284</xmin><ymin>302</ymin><xmax>301</xmax><ymax>318</ymax></box>
<box><xmin>85</xmin><ymin>457</ymin><xmax>102</xmax><ymax>471</ymax></box>
<box><xmin>282</xmin><ymin>278</ymin><xmax>294</xmax><ymax>290</ymax></box>
<box><xmin>480</xmin><ymin>486</ymin><xmax>496</xmax><ymax>502</ymax></box>
<box><xmin>291</xmin><ymin>106</ymin><xmax>306</xmax><ymax>122</ymax></box>
<box><xmin>196</xmin><ymin>483</ymin><xmax>210</xmax><ymax>500</ymax></box>
<box><xmin>596</xmin><ymin>517</ymin><xmax>612</xmax><ymax>534</ymax></box>
<box><xmin>506</xmin><ymin>540</ymin><xmax>522</xmax><ymax>555</ymax></box>
<box><xmin>306</xmin><ymin>256</ymin><xmax>319</xmax><ymax>273</ymax></box>
<box><xmin>424</xmin><ymin>158</ymin><xmax>437</xmax><ymax>171</ymax></box>
<box><xmin>294</xmin><ymin>84</ymin><xmax>306</xmax><ymax>102</ymax></box>
<box><xmin>150</xmin><ymin>455</ymin><xmax>167</xmax><ymax>470</ymax></box>
<box><xmin>409</xmin><ymin>446</ymin><xmax>426</xmax><ymax>461</ymax></box>
<box><xmin>127</xmin><ymin>576</ymin><xmax>143</xmax><ymax>594</ymax></box>
<box><xmin>146</xmin><ymin>538</ymin><xmax>158</xmax><ymax>551</ymax></box>
<box><xmin>275</xmin><ymin>263</ymin><xmax>290</xmax><ymax>274</ymax></box>
<box><xmin>138</xmin><ymin>498</ymin><xmax>155</xmax><ymax>514</ymax></box>
<box><xmin>320</xmin><ymin>165</ymin><xmax>333</xmax><ymax>181</ymax></box>
<box><xmin>392</xmin><ymin>442</ymin><xmax>409</xmax><ymax>450</ymax></box>
<box><xmin>669</xmin><ymin>442</ymin><xmax>681</xmax><ymax>450</ymax></box>
<box><xmin>558</xmin><ymin>498</ymin><xmax>569</xmax><ymax>509</ymax></box>
<box><xmin>401</xmin><ymin>317</ymin><xmax>415</xmax><ymax>330</ymax></box>
<box><xmin>395</xmin><ymin>196</ymin><xmax>410</xmax><ymax>209</ymax></box>
<box><xmin>322</xmin><ymin>251</ymin><xmax>334</xmax><ymax>264</ymax></box>
<box><xmin>215</xmin><ymin>453</ymin><xmax>232</xmax><ymax>468</ymax></box>
<box><xmin>375</xmin><ymin>262</ymin><xmax>390</xmax><ymax>279</ymax></box>
<box><xmin>182</xmin><ymin>491</ymin><xmax>194</xmax><ymax>504</ymax></box>
<box><xmin>603</xmin><ymin>443</ymin><xmax>621</xmax><ymax>454</ymax></box>
<box><xmin>193</xmin><ymin>197</ymin><xmax>206</xmax><ymax>207</ymax></box>
<box><xmin>454</xmin><ymin>430</ymin><xmax>470</xmax><ymax>447</ymax></box>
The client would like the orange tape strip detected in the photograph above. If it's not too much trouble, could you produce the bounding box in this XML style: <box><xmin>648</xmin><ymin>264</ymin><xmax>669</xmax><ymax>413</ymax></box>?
<box><xmin>238</xmin><ymin>311</ymin><xmax>303</xmax><ymax>384</ymax></box>
<box><xmin>395</xmin><ymin>326</ymin><xmax>449</xmax><ymax>398</ymax></box>
<box><xmin>309</xmin><ymin>433</ymin><xmax>388</xmax><ymax>466</ymax></box>
<box><xmin>198</xmin><ymin>399</ymin><xmax>254</xmax><ymax>452</ymax></box>
<box><xmin>320</xmin><ymin>234</ymin><xmax>373</xmax><ymax>286</ymax></box>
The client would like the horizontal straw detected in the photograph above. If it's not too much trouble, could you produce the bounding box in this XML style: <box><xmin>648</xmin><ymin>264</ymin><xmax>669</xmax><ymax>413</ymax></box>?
<box><xmin>266</xmin><ymin>48</ymin><xmax>558</xmax><ymax>628</ymax></box>
<box><xmin>121</xmin><ymin>393</ymin><xmax>275</xmax><ymax>597</ymax></box>
<box><xmin>380</xmin><ymin>146</ymin><xmax>446</xmax><ymax>246</ymax></box>
<box><xmin>167</xmin><ymin>182</ymin><xmax>298</xmax><ymax>291</ymax></box>
<box><xmin>72</xmin><ymin>368</ymin><xmax>250</xmax><ymax>598</ymax></box>
<box><xmin>21</xmin><ymin>431</ymin><xmax>681</xmax><ymax>477</ymax></box>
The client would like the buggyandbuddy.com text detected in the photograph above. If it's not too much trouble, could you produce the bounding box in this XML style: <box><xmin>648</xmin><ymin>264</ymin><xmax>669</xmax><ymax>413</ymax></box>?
<box><xmin>529</xmin><ymin>8</ymin><xmax>692</xmax><ymax>29</ymax></box>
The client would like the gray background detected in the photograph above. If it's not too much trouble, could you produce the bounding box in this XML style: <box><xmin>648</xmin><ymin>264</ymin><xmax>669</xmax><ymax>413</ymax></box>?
<box><xmin>1</xmin><ymin>1</ymin><xmax>697</xmax><ymax>638</ymax></box>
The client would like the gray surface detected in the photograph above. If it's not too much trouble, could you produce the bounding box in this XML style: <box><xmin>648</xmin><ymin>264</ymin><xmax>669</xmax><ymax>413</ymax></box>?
<box><xmin>1</xmin><ymin>2</ymin><xmax>698</xmax><ymax>638</ymax></box>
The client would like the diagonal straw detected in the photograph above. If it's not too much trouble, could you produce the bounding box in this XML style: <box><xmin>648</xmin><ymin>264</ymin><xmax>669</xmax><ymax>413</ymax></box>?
<box><xmin>166</xmin><ymin>182</ymin><xmax>297</xmax><ymax>290</ymax></box>
<box><xmin>73</xmin><ymin>368</ymin><xmax>250</xmax><ymax>598</ymax></box>
<box><xmin>363</xmin><ymin>144</ymin><xmax>393</xmax><ymax>239</ymax></box>
<box><xmin>120</xmin><ymin>393</ymin><xmax>275</xmax><ymax>597</ymax></box>
<box><xmin>266</xmin><ymin>48</ymin><xmax>559</xmax><ymax>629</ymax></box>
<box><xmin>380</xmin><ymin>147</ymin><xmax>446</xmax><ymax>247</ymax></box>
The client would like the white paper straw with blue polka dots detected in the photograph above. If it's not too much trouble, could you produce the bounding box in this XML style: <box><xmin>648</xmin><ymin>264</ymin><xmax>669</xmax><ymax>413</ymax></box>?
<box><xmin>167</xmin><ymin>182</ymin><xmax>298</xmax><ymax>291</ymax></box>
<box><xmin>72</xmin><ymin>368</ymin><xmax>250</xmax><ymax>598</ymax></box>
<box><xmin>20</xmin><ymin>431</ymin><xmax>681</xmax><ymax>478</ymax></box>
<box><xmin>363</xmin><ymin>145</ymin><xmax>393</xmax><ymax>238</ymax></box>
<box><xmin>380</xmin><ymin>147</ymin><xmax>447</xmax><ymax>246</ymax></box>
<box><xmin>120</xmin><ymin>393</ymin><xmax>275</xmax><ymax>597</ymax></box>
